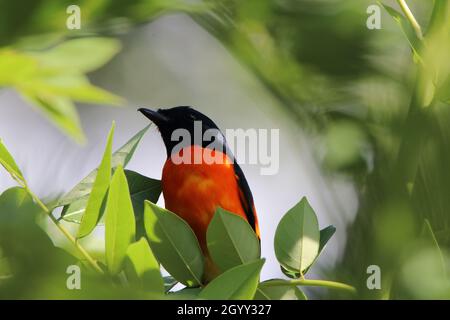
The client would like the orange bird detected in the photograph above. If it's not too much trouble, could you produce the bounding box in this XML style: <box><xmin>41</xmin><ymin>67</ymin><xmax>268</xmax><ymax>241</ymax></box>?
<box><xmin>139</xmin><ymin>107</ymin><xmax>260</xmax><ymax>279</ymax></box>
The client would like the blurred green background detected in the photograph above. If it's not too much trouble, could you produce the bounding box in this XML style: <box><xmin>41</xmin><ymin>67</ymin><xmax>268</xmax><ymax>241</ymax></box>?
<box><xmin>0</xmin><ymin>0</ymin><xmax>449</xmax><ymax>299</ymax></box>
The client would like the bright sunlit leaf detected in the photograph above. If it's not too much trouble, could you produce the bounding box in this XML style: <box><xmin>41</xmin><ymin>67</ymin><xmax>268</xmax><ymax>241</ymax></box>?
<box><xmin>77</xmin><ymin>122</ymin><xmax>115</xmax><ymax>238</ymax></box>
<box><xmin>26</xmin><ymin>74</ymin><xmax>122</xmax><ymax>105</ymax></box>
<box><xmin>274</xmin><ymin>197</ymin><xmax>320</xmax><ymax>274</ymax></box>
<box><xmin>61</xmin><ymin>170</ymin><xmax>161</xmax><ymax>228</ymax></box>
<box><xmin>31</xmin><ymin>38</ymin><xmax>122</xmax><ymax>73</ymax></box>
<box><xmin>125</xmin><ymin>237</ymin><xmax>164</xmax><ymax>294</ymax></box>
<box><xmin>105</xmin><ymin>165</ymin><xmax>136</xmax><ymax>275</ymax></box>
<box><xmin>0</xmin><ymin>139</ymin><xmax>25</xmax><ymax>184</ymax></box>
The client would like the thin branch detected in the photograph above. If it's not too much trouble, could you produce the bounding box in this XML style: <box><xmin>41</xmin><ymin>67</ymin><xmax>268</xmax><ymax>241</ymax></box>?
<box><xmin>397</xmin><ymin>0</ymin><xmax>423</xmax><ymax>40</ymax></box>
<box><xmin>24</xmin><ymin>185</ymin><xmax>104</xmax><ymax>274</ymax></box>
<box><xmin>264</xmin><ymin>278</ymin><xmax>357</xmax><ymax>294</ymax></box>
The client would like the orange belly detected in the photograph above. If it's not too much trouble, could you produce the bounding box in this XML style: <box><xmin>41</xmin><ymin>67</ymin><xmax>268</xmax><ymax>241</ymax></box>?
<box><xmin>161</xmin><ymin>145</ymin><xmax>249</xmax><ymax>252</ymax></box>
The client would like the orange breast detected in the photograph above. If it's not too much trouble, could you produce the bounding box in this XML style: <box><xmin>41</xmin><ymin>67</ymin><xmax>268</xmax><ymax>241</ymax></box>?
<box><xmin>161</xmin><ymin>145</ymin><xmax>249</xmax><ymax>251</ymax></box>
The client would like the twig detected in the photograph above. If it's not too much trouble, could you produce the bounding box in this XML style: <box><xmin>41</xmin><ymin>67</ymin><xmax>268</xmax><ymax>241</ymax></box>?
<box><xmin>24</xmin><ymin>185</ymin><xmax>104</xmax><ymax>274</ymax></box>
<box><xmin>397</xmin><ymin>0</ymin><xmax>423</xmax><ymax>40</ymax></box>
<box><xmin>264</xmin><ymin>278</ymin><xmax>357</xmax><ymax>294</ymax></box>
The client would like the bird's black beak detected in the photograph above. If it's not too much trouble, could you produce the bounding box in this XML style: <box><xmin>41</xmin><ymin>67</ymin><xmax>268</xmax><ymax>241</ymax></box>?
<box><xmin>138</xmin><ymin>108</ymin><xmax>169</xmax><ymax>127</ymax></box>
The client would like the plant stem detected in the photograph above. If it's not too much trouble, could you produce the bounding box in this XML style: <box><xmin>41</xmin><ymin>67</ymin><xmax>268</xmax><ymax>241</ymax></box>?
<box><xmin>265</xmin><ymin>279</ymin><xmax>357</xmax><ymax>294</ymax></box>
<box><xmin>397</xmin><ymin>0</ymin><xmax>423</xmax><ymax>40</ymax></box>
<box><xmin>24</xmin><ymin>185</ymin><xmax>104</xmax><ymax>274</ymax></box>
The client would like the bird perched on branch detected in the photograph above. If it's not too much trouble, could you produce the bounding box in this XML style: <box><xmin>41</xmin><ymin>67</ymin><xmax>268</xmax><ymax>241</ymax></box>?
<box><xmin>139</xmin><ymin>106</ymin><xmax>260</xmax><ymax>281</ymax></box>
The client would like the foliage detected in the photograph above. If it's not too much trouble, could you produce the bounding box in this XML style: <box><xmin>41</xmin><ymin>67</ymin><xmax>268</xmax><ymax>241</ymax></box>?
<box><xmin>0</xmin><ymin>0</ymin><xmax>209</xmax><ymax>142</ymax></box>
<box><xmin>0</xmin><ymin>39</ymin><xmax>122</xmax><ymax>143</ymax></box>
<box><xmin>191</xmin><ymin>0</ymin><xmax>450</xmax><ymax>299</ymax></box>
<box><xmin>0</xmin><ymin>125</ymin><xmax>350</xmax><ymax>299</ymax></box>
<box><xmin>325</xmin><ymin>0</ymin><xmax>450</xmax><ymax>299</ymax></box>
<box><xmin>206</xmin><ymin>207</ymin><xmax>260</xmax><ymax>272</ymax></box>
<box><xmin>1</xmin><ymin>0</ymin><xmax>450</xmax><ymax>300</ymax></box>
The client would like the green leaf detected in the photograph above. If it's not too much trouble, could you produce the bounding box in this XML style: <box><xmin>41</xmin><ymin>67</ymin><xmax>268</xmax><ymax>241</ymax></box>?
<box><xmin>144</xmin><ymin>201</ymin><xmax>204</xmax><ymax>287</ymax></box>
<box><xmin>125</xmin><ymin>170</ymin><xmax>162</xmax><ymax>239</ymax></box>
<box><xmin>301</xmin><ymin>225</ymin><xmax>337</xmax><ymax>275</ymax></box>
<box><xmin>26</xmin><ymin>74</ymin><xmax>122</xmax><ymax>105</ymax></box>
<box><xmin>255</xmin><ymin>279</ymin><xmax>307</xmax><ymax>300</ymax></box>
<box><xmin>206</xmin><ymin>207</ymin><xmax>260</xmax><ymax>272</ymax></box>
<box><xmin>61</xmin><ymin>170</ymin><xmax>161</xmax><ymax>234</ymax></box>
<box><xmin>199</xmin><ymin>259</ymin><xmax>265</xmax><ymax>300</ymax></box>
<box><xmin>31</xmin><ymin>38</ymin><xmax>121</xmax><ymax>73</ymax></box>
<box><xmin>0</xmin><ymin>39</ymin><xmax>122</xmax><ymax>143</ymax></box>
<box><xmin>0</xmin><ymin>187</ymin><xmax>75</xmax><ymax>277</ymax></box>
<box><xmin>77</xmin><ymin>122</ymin><xmax>115</xmax><ymax>238</ymax></box>
<box><xmin>124</xmin><ymin>237</ymin><xmax>164</xmax><ymax>294</ymax></box>
<box><xmin>22</xmin><ymin>94</ymin><xmax>86</xmax><ymax>144</ymax></box>
<box><xmin>111</xmin><ymin>126</ymin><xmax>150</xmax><ymax>168</ymax></box>
<box><xmin>105</xmin><ymin>165</ymin><xmax>136</xmax><ymax>275</ymax></box>
<box><xmin>168</xmin><ymin>287</ymin><xmax>202</xmax><ymax>300</ymax></box>
<box><xmin>381</xmin><ymin>3</ymin><xmax>422</xmax><ymax>61</ymax></box>
<box><xmin>274</xmin><ymin>197</ymin><xmax>320</xmax><ymax>274</ymax></box>
<box><xmin>0</xmin><ymin>50</ymin><xmax>37</xmax><ymax>85</ymax></box>
<box><xmin>317</xmin><ymin>225</ymin><xmax>336</xmax><ymax>254</ymax></box>
<box><xmin>433</xmin><ymin>8</ymin><xmax>450</xmax><ymax>104</ymax></box>
<box><xmin>56</xmin><ymin>125</ymin><xmax>150</xmax><ymax>208</ymax></box>
<box><xmin>0</xmin><ymin>39</ymin><xmax>122</xmax><ymax>144</ymax></box>
<box><xmin>0</xmin><ymin>139</ymin><xmax>25</xmax><ymax>184</ymax></box>
<box><xmin>0</xmin><ymin>187</ymin><xmax>42</xmax><ymax>219</ymax></box>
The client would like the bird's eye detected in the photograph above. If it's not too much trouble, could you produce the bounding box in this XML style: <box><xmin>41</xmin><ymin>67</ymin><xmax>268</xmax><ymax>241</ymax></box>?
<box><xmin>189</xmin><ymin>114</ymin><xmax>196</xmax><ymax>120</ymax></box>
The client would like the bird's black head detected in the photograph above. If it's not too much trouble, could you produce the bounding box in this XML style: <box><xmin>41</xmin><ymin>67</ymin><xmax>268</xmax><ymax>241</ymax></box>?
<box><xmin>138</xmin><ymin>106</ymin><xmax>227</xmax><ymax>157</ymax></box>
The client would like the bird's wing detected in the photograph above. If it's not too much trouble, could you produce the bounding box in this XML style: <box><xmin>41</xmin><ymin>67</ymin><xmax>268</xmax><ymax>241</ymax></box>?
<box><xmin>233</xmin><ymin>162</ymin><xmax>259</xmax><ymax>238</ymax></box>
